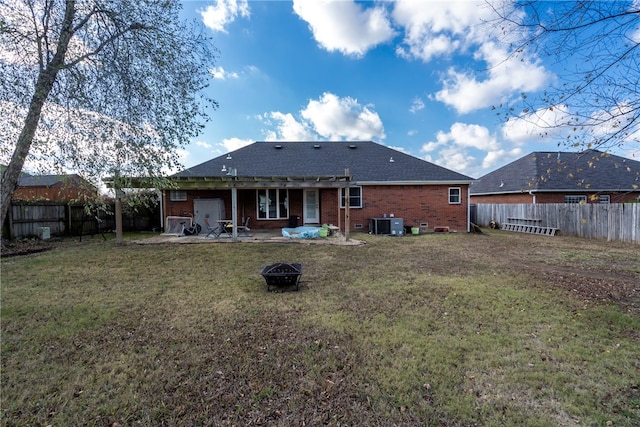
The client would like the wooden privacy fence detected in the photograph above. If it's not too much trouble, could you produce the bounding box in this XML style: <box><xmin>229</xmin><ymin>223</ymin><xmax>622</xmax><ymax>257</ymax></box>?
<box><xmin>473</xmin><ymin>203</ymin><xmax>639</xmax><ymax>244</ymax></box>
<box><xmin>5</xmin><ymin>201</ymin><xmax>160</xmax><ymax>239</ymax></box>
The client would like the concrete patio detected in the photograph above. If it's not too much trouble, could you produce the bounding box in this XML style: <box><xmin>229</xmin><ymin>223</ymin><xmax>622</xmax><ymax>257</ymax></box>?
<box><xmin>131</xmin><ymin>230</ymin><xmax>365</xmax><ymax>246</ymax></box>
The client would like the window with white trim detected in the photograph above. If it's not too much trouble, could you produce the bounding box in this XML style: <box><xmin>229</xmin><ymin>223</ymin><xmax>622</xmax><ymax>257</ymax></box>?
<box><xmin>448</xmin><ymin>187</ymin><xmax>461</xmax><ymax>204</ymax></box>
<box><xmin>565</xmin><ymin>195</ymin><xmax>587</xmax><ymax>204</ymax></box>
<box><xmin>257</xmin><ymin>189</ymin><xmax>288</xmax><ymax>219</ymax></box>
<box><xmin>599</xmin><ymin>195</ymin><xmax>610</xmax><ymax>204</ymax></box>
<box><xmin>340</xmin><ymin>186</ymin><xmax>362</xmax><ymax>208</ymax></box>
<box><xmin>169</xmin><ymin>190</ymin><xmax>187</xmax><ymax>201</ymax></box>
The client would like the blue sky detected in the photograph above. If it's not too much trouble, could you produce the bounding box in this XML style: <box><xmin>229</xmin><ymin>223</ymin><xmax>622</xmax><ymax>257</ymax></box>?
<box><xmin>178</xmin><ymin>0</ymin><xmax>637</xmax><ymax>179</ymax></box>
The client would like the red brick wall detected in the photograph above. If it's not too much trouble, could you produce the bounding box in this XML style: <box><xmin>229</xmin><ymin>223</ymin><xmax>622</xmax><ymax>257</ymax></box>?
<box><xmin>167</xmin><ymin>184</ymin><xmax>470</xmax><ymax>233</ymax></box>
<box><xmin>163</xmin><ymin>189</ymin><xmax>302</xmax><ymax>230</ymax></box>
<box><xmin>163</xmin><ymin>189</ymin><xmax>231</xmax><ymax>218</ymax></box>
<box><xmin>326</xmin><ymin>184</ymin><xmax>469</xmax><ymax>233</ymax></box>
<box><xmin>470</xmin><ymin>194</ymin><xmax>534</xmax><ymax>204</ymax></box>
<box><xmin>13</xmin><ymin>184</ymin><xmax>97</xmax><ymax>201</ymax></box>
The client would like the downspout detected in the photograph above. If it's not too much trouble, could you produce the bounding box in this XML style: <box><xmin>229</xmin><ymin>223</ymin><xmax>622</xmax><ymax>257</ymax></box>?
<box><xmin>529</xmin><ymin>190</ymin><xmax>536</xmax><ymax>204</ymax></box>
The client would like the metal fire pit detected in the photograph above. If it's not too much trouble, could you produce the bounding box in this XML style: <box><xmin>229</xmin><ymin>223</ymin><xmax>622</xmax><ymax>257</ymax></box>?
<box><xmin>261</xmin><ymin>263</ymin><xmax>302</xmax><ymax>291</ymax></box>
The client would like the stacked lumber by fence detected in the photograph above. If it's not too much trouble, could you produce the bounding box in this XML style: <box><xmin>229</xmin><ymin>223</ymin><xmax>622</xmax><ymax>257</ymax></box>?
<box><xmin>473</xmin><ymin>203</ymin><xmax>639</xmax><ymax>243</ymax></box>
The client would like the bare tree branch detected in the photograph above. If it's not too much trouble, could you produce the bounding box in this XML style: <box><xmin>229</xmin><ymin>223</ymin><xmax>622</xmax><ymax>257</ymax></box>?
<box><xmin>489</xmin><ymin>1</ymin><xmax>640</xmax><ymax>155</ymax></box>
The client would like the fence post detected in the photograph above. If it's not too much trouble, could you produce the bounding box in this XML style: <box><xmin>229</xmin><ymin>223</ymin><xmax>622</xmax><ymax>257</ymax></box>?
<box><xmin>115</xmin><ymin>194</ymin><xmax>123</xmax><ymax>244</ymax></box>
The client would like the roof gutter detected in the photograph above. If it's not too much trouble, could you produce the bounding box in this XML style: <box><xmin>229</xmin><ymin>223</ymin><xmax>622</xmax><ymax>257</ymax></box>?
<box><xmin>472</xmin><ymin>187</ymin><xmax>640</xmax><ymax>196</ymax></box>
<box><xmin>357</xmin><ymin>180</ymin><xmax>474</xmax><ymax>186</ymax></box>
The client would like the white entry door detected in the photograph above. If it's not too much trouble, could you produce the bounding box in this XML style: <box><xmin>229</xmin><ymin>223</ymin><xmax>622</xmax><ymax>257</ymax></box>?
<box><xmin>303</xmin><ymin>190</ymin><xmax>319</xmax><ymax>224</ymax></box>
<box><xmin>194</xmin><ymin>198</ymin><xmax>225</xmax><ymax>234</ymax></box>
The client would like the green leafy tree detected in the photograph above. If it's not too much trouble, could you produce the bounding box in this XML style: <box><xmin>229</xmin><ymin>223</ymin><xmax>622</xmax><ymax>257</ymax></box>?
<box><xmin>489</xmin><ymin>1</ymin><xmax>639</xmax><ymax>154</ymax></box>
<box><xmin>0</xmin><ymin>0</ymin><xmax>217</xmax><ymax>227</ymax></box>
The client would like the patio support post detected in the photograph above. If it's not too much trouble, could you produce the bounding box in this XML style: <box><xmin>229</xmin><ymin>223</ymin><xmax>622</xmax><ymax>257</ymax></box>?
<box><xmin>337</xmin><ymin>188</ymin><xmax>341</xmax><ymax>231</ymax></box>
<box><xmin>231</xmin><ymin>186</ymin><xmax>238</xmax><ymax>241</ymax></box>
<box><xmin>345</xmin><ymin>168</ymin><xmax>350</xmax><ymax>241</ymax></box>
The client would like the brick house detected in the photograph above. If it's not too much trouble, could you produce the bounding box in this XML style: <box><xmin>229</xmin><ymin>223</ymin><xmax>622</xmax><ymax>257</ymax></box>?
<box><xmin>470</xmin><ymin>150</ymin><xmax>640</xmax><ymax>204</ymax></box>
<box><xmin>10</xmin><ymin>171</ymin><xmax>98</xmax><ymax>202</ymax></box>
<box><xmin>161</xmin><ymin>141</ymin><xmax>474</xmax><ymax>234</ymax></box>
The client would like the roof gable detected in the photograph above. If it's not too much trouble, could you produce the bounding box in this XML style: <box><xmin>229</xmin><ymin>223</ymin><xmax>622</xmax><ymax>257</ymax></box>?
<box><xmin>471</xmin><ymin>150</ymin><xmax>640</xmax><ymax>194</ymax></box>
<box><xmin>176</xmin><ymin>141</ymin><xmax>473</xmax><ymax>183</ymax></box>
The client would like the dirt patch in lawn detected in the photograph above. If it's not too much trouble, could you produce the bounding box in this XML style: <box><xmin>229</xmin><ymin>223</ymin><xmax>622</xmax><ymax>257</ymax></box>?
<box><xmin>1</xmin><ymin>237</ymin><xmax>59</xmax><ymax>257</ymax></box>
<box><xmin>485</xmin><ymin>234</ymin><xmax>640</xmax><ymax>316</ymax></box>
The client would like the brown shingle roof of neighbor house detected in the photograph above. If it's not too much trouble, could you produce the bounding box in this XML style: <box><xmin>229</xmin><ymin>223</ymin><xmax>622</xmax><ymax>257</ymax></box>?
<box><xmin>471</xmin><ymin>150</ymin><xmax>640</xmax><ymax>195</ymax></box>
<box><xmin>175</xmin><ymin>141</ymin><xmax>474</xmax><ymax>183</ymax></box>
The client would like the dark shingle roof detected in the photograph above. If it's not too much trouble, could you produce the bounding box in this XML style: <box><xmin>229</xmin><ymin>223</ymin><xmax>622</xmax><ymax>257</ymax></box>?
<box><xmin>175</xmin><ymin>141</ymin><xmax>473</xmax><ymax>183</ymax></box>
<box><xmin>17</xmin><ymin>174</ymin><xmax>86</xmax><ymax>187</ymax></box>
<box><xmin>471</xmin><ymin>150</ymin><xmax>640</xmax><ymax>195</ymax></box>
<box><xmin>1</xmin><ymin>165</ymin><xmax>90</xmax><ymax>188</ymax></box>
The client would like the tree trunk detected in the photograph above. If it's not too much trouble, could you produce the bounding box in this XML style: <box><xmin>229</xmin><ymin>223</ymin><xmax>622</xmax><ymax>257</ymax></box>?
<box><xmin>0</xmin><ymin>0</ymin><xmax>77</xmax><ymax>230</ymax></box>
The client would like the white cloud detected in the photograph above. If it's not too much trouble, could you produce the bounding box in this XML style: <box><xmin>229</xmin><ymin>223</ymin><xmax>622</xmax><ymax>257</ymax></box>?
<box><xmin>292</xmin><ymin>0</ymin><xmax>396</xmax><ymax>57</ymax></box>
<box><xmin>209</xmin><ymin>66</ymin><xmax>239</xmax><ymax>80</ymax></box>
<box><xmin>195</xmin><ymin>140</ymin><xmax>212</xmax><ymax>149</ymax></box>
<box><xmin>588</xmin><ymin>102</ymin><xmax>638</xmax><ymax>140</ymax></box>
<box><xmin>264</xmin><ymin>112</ymin><xmax>318</xmax><ymax>141</ymax></box>
<box><xmin>199</xmin><ymin>0</ymin><xmax>250</xmax><ymax>33</ymax></box>
<box><xmin>396</xmin><ymin>32</ymin><xmax>459</xmax><ymax>62</ymax></box>
<box><xmin>432</xmin><ymin>146</ymin><xmax>478</xmax><ymax>176</ymax></box>
<box><xmin>221</xmin><ymin>137</ymin><xmax>253</xmax><ymax>152</ymax></box>
<box><xmin>389</xmin><ymin>2</ymin><xmax>552</xmax><ymax>114</ymax></box>
<box><xmin>260</xmin><ymin>92</ymin><xmax>386</xmax><ymax>142</ymax></box>
<box><xmin>392</xmin><ymin>0</ymin><xmax>494</xmax><ymax>62</ymax></box>
<box><xmin>481</xmin><ymin>148</ymin><xmax>523</xmax><ymax>170</ymax></box>
<box><xmin>501</xmin><ymin>102</ymin><xmax>640</xmax><ymax>155</ymax></box>
<box><xmin>421</xmin><ymin>141</ymin><xmax>441</xmax><ymax>153</ymax></box>
<box><xmin>420</xmin><ymin>122</ymin><xmax>507</xmax><ymax>176</ymax></box>
<box><xmin>434</xmin><ymin>43</ymin><xmax>551</xmax><ymax>114</ymax></box>
<box><xmin>448</xmin><ymin>122</ymin><xmax>498</xmax><ymax>150</ymax></box>
<box><xmin>424</xmin><ymin>122</ymin><xmax>498</xmax><ymax>152</ymax></box>
<box><xmin>409</xmin><ymin>97</ymin><xmax>425</xmax><ymax>113</ymax></box>
<box><xmin>501</xmin><ymin>105</ymin><xmax>573</xmax><ymax>144</ymax></box>
<box><xmin>301</xmin><ymin>92</ymin><xmax>385</xmax><ymax>141</ymax></box>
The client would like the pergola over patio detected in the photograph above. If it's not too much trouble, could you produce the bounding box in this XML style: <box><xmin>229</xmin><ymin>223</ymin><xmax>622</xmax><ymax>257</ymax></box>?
<box><xmin>104</xmin><ymin>170</ymin><xmax>353</xmax><ymax>243</ymax></box>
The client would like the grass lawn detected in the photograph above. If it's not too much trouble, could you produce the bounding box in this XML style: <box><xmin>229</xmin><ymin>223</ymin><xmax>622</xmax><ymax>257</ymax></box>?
<box><xmin>1</xmin><ymin>231</ymin><xmax>639</xmax><ymax>426</ymax></box>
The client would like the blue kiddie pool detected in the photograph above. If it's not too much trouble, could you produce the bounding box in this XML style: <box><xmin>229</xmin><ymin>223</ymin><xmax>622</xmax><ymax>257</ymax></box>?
<box><xmin>282</xmin><ymin>226</ymin><xmax>323</xmax><ymax>239</ymax></box>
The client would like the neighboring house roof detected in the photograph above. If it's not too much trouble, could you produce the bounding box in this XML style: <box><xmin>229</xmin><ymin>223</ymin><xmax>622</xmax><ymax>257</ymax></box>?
<box><xmin>17</xmin><ymin>173</ymin><xmax>89</xmax><ymax>187</ymax></box>
<box><xmin>471</xmin><ymin>150</ymin><xmax>640</xmax><ymax>195</ymax></box>
<box><xmin>0</xmin><ymin>164</ymin><xmax>88</xmax><ymax>188</ymax></box>
<box><xmin>175</xmin><ymin>141</ymin><xmax>473</xmax><ymax>184</ymax></box>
